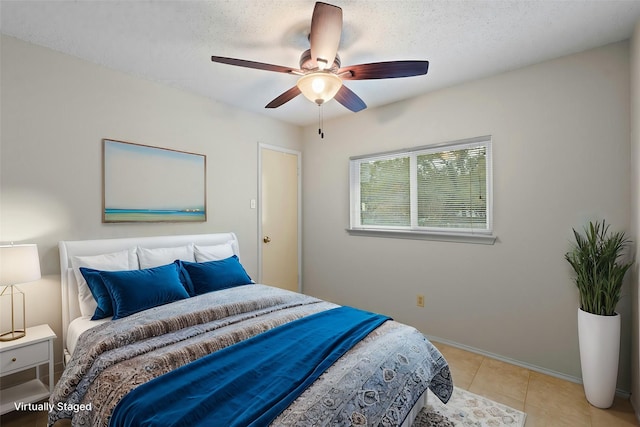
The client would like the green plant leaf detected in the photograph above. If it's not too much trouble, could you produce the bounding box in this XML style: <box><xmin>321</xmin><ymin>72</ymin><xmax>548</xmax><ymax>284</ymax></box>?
<box><xmin>565</xmin><ymin>220</ymin><xmax>633</xmax><ymax>316</ymax></box>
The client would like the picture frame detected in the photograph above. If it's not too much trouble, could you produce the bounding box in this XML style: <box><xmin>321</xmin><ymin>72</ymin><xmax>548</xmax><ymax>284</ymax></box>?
<box><xmin>102</xmin><ymin>139</ymin><xmax>206</xmax><ymax>223</ymax></box>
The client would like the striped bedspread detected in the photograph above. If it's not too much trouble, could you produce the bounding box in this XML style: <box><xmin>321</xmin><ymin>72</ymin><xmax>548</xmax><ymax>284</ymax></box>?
<box><xmin>49</xmin><ymin>285</ymin><xmax>452</xmax><ymax>426</ymax></box>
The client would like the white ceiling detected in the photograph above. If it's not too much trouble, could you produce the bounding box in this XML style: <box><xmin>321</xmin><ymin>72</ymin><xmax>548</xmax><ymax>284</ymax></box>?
<box><xmin>2</xmin><ymin>0</ymin><xmax>640</xmax><ymax>126</ymax></box>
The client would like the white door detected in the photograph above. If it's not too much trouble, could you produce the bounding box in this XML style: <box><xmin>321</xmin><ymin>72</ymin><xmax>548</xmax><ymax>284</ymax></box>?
<box><xmin>259</xmin><ymin>144</ymin><xmax>301</xmax><ymax>292</ymax></box>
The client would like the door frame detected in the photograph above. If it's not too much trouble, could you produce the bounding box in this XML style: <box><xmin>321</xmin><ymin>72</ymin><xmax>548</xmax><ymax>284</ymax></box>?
<box><xmin>257</xmin><ymin>143</ymin><xmax>302</xmax><ymax>292</ymax></box>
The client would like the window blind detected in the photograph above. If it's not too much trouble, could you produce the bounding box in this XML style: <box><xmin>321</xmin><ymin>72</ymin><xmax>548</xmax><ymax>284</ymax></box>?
<box><xmin>350</xmin><ymin>136</ymin><xmax>492</xmax><ymax>236</ymax></box>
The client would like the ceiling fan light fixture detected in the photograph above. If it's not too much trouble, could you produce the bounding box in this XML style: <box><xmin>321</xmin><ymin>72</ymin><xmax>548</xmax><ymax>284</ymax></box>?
<box><xmin>296</xmin><ymin>72</ymin><xmax>342</xmax><ymax>105</ymax></box>
<box><xmin>211</xmin><ymin>3</ymin><xmax>429</xmax><ymax>114</ymax></box>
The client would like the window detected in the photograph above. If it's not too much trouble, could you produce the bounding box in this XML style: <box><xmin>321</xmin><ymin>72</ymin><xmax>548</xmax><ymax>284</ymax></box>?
<box><xmin>348</xmin><ymin>136</ymin><xmax>495</xmax><ymax>244</ymax></box>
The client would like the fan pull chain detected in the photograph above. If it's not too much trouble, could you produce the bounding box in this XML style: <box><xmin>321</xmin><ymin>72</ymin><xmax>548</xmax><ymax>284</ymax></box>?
<box><xmin>318</xmin><ymin>105</ymin><xmax>324</xmax><ymax>139</ymax></box>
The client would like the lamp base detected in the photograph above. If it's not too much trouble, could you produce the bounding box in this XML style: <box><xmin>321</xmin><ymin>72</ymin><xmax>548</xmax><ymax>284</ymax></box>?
<box><xmin>0</xmin><ymin>285</ymin><xmax>26</xmax><ymax>342</ymax></box>
<box><xmin>0</xmin><ymin>329</ymin><xmax>25</xmax><ymax>341</ymax></box>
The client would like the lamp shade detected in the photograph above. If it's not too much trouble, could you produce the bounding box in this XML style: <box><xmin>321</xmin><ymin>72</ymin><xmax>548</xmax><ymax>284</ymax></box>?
<box><xmin>0</xmin><ymin>244</ymin><xmax>41</xmax><ymax>286</ymax></box>
<box><xmin>296</xmin><ymin>72</ymin><xmax>342</xmax><ymax>105</ymax></box>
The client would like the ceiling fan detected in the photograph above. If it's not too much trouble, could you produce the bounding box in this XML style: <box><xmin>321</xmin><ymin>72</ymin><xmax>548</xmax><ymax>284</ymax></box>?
<box><xmin>210</xmin><ymin>1</ymin><xmax>429</xmax><ymax>113</ymax></box>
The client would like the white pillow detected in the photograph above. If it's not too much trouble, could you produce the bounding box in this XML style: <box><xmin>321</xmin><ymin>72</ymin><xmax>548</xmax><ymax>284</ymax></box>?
<box><xmin>71</xmin><ymin>248</ymin><xmax>138</xmax><ymax>317</ymax></box>
<box><xmin>194</xmin><ymin>242</ymin><xmax>235</xmax><ymax>262</ymax></box>
<box><xmin>137</xmin><ymin>244</ymin><xmax>195</xmax><ymax>269</ymax></box>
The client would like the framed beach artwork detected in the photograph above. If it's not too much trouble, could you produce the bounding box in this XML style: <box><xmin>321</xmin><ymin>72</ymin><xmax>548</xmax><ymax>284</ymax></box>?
<box><xmin>103</xmin><ymin>139</ymin><xmax>206</xmax><ymax>223</ymax></box>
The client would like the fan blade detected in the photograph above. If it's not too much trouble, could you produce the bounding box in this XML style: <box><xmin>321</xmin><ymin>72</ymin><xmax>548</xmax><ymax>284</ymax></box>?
<box><xmin>309</xmin><ymin>2</ymin><xmax>342</xmax><ymax>69</ymax></box>
<box><xmin>334</xmin><ymin>85</ymin><xmax>367</xmax><ymax>112</ymax></box>
<box><xmin>211</xmin><ymin>56</ymin><xmax>302</xmax><ymax>74</ymax></box>
<box><xmin>339</xmin><ymin>60</ymin><xmax>429</xmax><ymax>80</ymax></box>
<box><xmin>265</xmin><ymin>86</ymin><xmax>302</xmax><ymax>108</ymax></box>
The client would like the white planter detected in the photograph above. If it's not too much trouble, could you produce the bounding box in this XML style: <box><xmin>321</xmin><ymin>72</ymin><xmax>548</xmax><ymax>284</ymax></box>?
<box><xmin>577</xmin><ymin>308</ymin><xmax>620</xmax><ymax>408</ymax></box>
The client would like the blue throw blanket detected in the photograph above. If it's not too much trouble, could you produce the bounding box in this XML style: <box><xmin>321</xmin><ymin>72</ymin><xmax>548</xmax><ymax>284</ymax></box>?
<box><xmin>109</xmin><ymin>306</ymin><xmax>390</xmax><ymax>427</ymax></box>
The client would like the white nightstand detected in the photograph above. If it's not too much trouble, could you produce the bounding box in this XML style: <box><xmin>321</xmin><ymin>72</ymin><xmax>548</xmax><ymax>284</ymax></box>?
<box><xmin>0</xmin><ymin>324</ymin><xmax>56</xmax><ymax>414</ymax></box>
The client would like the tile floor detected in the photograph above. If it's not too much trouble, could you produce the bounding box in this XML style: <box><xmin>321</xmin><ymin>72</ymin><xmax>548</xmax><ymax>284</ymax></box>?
<box><xmin>432</xmin><ymin>341</ymin><xmax>639</xmax><ymax>426</ymax></box>
<box><xmin>1</xmin><ymin>343</ymin><xmax>639</xmax><ymax>426</ymax></box>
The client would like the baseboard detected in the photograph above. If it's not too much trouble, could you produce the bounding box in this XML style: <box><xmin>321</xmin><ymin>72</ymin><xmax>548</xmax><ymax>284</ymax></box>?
<box><xmin>426</xmin><ymin>335</ymin><xmax>631</xmax><ymax>399</ymax></box>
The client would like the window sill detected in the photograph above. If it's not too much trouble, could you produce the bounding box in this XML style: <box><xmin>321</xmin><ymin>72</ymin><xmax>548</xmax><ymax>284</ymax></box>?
<box><xmin>346</xmin><ymin>228</ymin><xmax>497</xmax><ymax>245</ymax></box>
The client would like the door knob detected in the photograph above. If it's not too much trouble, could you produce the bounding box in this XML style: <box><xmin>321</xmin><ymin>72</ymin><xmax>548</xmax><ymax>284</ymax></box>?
<box><xmin>263</xmin><ymin>236</ymin><xmax>271</xmax><ymax>244</ymax></box>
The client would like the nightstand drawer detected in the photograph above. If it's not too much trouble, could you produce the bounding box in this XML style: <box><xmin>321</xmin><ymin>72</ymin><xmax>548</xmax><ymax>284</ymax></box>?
<box><xmin>0</xmin><ymin>341</ymin><xmax>49</xmax><ymax>374</ymax></box>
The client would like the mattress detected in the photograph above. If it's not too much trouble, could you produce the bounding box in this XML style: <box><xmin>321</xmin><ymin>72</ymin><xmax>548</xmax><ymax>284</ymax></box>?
<box><xmin>66</xmin><ymin>316</ymin><xmax>110</xmax><ymax>357</ymax></box>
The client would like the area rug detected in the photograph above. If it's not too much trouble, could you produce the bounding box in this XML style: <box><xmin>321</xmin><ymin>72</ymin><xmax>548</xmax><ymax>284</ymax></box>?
<box><xmin>412</xmin><ymin>387</ymin><xmax>527</xmax><ymax>427</ymax></box>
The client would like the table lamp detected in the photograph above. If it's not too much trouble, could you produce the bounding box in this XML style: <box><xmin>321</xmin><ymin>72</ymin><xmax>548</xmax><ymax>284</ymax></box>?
<box><xmin>0</xmin><ymin>244</ymin><xmax>41</xmax><ymax>341</ymax></box>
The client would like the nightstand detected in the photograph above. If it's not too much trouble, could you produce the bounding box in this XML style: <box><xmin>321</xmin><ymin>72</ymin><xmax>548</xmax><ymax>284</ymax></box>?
<box><xmin>0</xmin><ymin>324</ymin><xmax>56</xmax><ymax>414</ymax></box>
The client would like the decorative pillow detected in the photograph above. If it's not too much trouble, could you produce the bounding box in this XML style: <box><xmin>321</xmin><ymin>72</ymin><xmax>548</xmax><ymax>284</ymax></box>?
<box><xmin>194</xmin><ymin>242</ymin><xmax>235</xmax><ymax>262</ymax></box>
<box><xmin>79</xmin><ymin>267</ymin><xmax>114</xmax><ymax>320</ymax></box>
<box><xmin>137</xmin><ymin>244</ymin><xmax>195</xmax><ymax>269</ymax></box>
<box><xmin>99</xmin><ymin>262</ymin><xmax>189</xmax><ymax>319</ymax></box>
<box><xmin>180</xmin><ymin>256</ymin><xmax>252</xmax><ymax>296</ymax></box>
<box><xmin>71</xmin><ymin>248</ymin><xmax>138</xmax><ymax>317</ymax></box>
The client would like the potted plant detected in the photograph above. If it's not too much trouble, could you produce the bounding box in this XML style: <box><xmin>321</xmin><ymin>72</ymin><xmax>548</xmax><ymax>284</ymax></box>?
<box><xmin>565</xmin><ymin>220</ymin><xmax>633</xmax><ymax>408</ymax></box>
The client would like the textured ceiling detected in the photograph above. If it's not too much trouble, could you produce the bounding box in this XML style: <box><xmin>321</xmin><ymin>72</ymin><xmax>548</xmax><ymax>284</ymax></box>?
<box><xmin>2</xmin><ymin>0</ymin><xmax>640</xmax><ymax>126</ymax></box>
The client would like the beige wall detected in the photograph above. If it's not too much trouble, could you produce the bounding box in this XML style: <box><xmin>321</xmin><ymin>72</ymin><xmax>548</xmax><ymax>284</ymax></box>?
<box><xmin>631</xmin><ymin>19</ymin><xmax>640</xmax><ymax>417</ymax></box>
<box><xmin>302</xmin><ymin>41</ymin><xmax>633</xmax><ymax>392</ymax></box>
<box><xmin>0</xmin><ymin>35</ymin><xmax>302</xmax><ymax>368</ymax></box>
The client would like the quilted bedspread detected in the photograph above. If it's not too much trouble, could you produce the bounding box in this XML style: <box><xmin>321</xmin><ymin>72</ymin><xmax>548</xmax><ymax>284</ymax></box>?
<box><xmin>49</xmin><ymin>285</ymin><xmax>452</xmax><ymax>427</ymax></box>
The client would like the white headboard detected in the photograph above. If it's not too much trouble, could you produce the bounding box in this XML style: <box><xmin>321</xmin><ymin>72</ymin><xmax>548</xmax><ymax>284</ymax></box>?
<box><xmin>58</xmin><ymin>232</ymin><xmax>239</xmax><ymax>358</ymax></box>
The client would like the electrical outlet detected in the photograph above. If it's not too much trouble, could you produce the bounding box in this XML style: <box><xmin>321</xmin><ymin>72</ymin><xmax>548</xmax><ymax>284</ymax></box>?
<box><xmin>416</xmin><ymin>294</ymin><xmax>425</xmax><ymax>308</ymax></box>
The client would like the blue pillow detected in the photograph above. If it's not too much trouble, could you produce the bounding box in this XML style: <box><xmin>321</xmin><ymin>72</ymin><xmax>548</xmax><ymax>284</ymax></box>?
<box><xmin>180</xmin><ymin>255</ymin><xmax>252</xmax><ymax>296</ymax></box>
<box><xmin>99</xmin><ymin>262</ymin><xmax>189</xmax><ymax>319</ymax></box>
<box><xmin>79</xmin><ymin>267</ymin><xmax>114</xmax><ymax>320</ymax></box>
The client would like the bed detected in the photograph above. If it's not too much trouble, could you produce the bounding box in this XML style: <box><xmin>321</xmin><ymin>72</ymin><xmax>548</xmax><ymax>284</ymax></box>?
<box><xmin>51</xmin><ymin>233</ymin><xmax>452</xmax><ymax>426</ymax></box>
